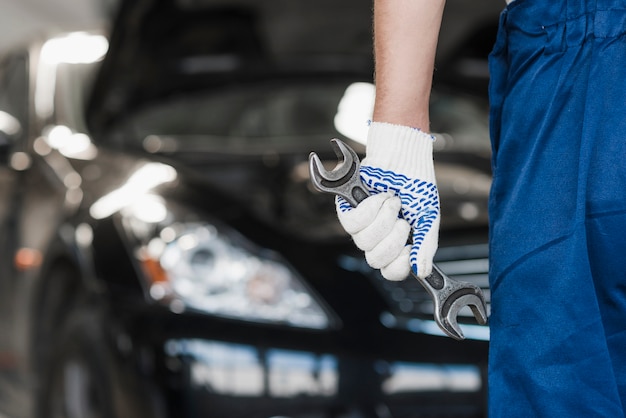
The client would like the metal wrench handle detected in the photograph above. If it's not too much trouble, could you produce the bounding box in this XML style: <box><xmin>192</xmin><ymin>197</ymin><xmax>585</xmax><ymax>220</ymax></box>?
<box><xmin>309</xmin><ymin>138</ymin><xmax>487</xmax><ymax>340</ymax></box>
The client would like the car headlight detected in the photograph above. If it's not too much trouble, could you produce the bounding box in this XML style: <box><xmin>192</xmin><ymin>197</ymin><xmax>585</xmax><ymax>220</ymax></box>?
<box><xmin>136</xmin><ymin>221</ymin><xmax>333</xmax><ymax>330</ymax></box>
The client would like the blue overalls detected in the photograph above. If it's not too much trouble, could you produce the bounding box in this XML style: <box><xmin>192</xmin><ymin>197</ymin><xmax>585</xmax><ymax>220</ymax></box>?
<box><xmin>488</xmin><ymin>0</ymin><xmax>626</xmax><ymax>415</ymax></box>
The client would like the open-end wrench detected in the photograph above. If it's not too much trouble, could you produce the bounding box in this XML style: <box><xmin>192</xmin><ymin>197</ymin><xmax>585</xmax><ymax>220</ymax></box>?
<box><xmin>309</xmin><ymin>138</ymin><xmax>488</xmax><ymax>340</ymax></box>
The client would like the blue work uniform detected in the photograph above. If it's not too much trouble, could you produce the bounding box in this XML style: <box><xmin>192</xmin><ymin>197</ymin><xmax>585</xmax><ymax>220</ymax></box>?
<box><xmin>488</xmin><ymin>0</ymin><xmax>626</xmax><ymax>415</ymax></box>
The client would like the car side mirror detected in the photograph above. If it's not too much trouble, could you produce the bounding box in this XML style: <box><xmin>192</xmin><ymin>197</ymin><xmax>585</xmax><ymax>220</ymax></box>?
<box><xmin>0</xmin><ymin>111</ymin><xmax>22</xmax><ymax>165</ymax></box>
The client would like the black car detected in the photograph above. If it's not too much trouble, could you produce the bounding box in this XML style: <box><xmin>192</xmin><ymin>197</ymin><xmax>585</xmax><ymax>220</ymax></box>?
<box><xmin>0</xmin><ymin>0</ymin><xmax>500</xmax><ymax>417</ymax></box>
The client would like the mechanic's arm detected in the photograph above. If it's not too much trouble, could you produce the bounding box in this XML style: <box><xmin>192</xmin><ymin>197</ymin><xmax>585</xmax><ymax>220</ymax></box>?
<box><xmin>335</xmin><ymin>0</ymin><xmax>445</xmax><ymax>280</ymax></box>
<box><xmin>372</xmin><ymin>0</ymin><xmax>446</xmax><ymax>131</ymax></box>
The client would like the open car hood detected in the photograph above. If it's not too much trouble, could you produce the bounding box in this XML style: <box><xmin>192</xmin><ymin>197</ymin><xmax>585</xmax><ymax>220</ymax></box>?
<box><xmin>86</xmin><ymin>0</ymin><xmax>374</xmax><ymax>133</ymax></box>
<box><xmin>86</xmin><ymin>0</ymin><xmax>493</xmax><ymax>239</ymax></box>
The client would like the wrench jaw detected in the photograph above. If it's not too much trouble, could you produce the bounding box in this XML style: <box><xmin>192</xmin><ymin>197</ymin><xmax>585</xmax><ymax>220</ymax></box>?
<box><xmin>308</xmin><ymin>139</ymin><xmax>368</xmax><ymax>207</ymax></box>
<box><xmin>440</xmin><ymin>293</ymin><xmax>488</xmax><ymax>340</ymax></box>
<box><xmin>418</xmin><ymin>267</ymin><xmax>488</xmax><ymax>341</ymax></box>
<box><xmin>328</xmin><ymin>138</ymin><xmax>359</xmax><ymax>181</ymax></box>
<box><xmin>308</xmin><ymin>152</ymin><xmax>328</xmax><ymax>192</ymax></box>
<box><xmin>309</xmin><ymin>138</ymin><xmax>355</xmax><ymax>182</ymax></box>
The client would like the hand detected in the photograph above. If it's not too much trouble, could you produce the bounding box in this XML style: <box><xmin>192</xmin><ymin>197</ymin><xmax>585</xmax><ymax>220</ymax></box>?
<box><xmin>336</xmin><ymin>122</ymin><xmax>440</xmax><ymax>280</ymax></box>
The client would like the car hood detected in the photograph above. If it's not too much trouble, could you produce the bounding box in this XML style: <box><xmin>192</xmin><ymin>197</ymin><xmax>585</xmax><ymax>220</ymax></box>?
<box><xmin>87</xmin><ymin>0</ymin><xmax>503</xmax><ymax>129</ymax></box>
<box><xmin>87</xmin><ymin>0</ymin><xmax>374</xmax><ymax>133</ymax></box>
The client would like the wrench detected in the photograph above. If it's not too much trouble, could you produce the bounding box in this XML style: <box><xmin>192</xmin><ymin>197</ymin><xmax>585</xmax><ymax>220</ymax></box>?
<box><xmin>309</xmin><ymin>138</ymin><xmax>488</xmax><ymax>340</ymax></box>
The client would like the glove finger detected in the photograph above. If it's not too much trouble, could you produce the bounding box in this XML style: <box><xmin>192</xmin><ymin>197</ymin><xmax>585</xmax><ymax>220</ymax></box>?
<box><xmin>352</xmin><ymin>196</ymin><xmax>403</xmax><ymax>251</ymax></box>
<box><xmin>380</xmin><ymin>245</ymin><xmax>411</xmax><ymax>281</ymax></box>
<box><xmin>364</xmin><ymin>218</ymin><xmax>411</xmax><ymax>269</ymax></box>
<box><xmin>335</xmin><ymin>192</ymin><xmax>397</xmax><ymax>235</ymax></box>
<box><xmin>410</xmin><ymin>216</ymin><xmax>440</xmax><ymax>279</ymax></box>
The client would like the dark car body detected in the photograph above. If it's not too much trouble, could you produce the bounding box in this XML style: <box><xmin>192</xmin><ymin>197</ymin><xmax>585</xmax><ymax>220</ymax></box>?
<box><xmin>0</xmin><ymin>0</ymin><xmax>502</xmax><ymax>417</ymax></box>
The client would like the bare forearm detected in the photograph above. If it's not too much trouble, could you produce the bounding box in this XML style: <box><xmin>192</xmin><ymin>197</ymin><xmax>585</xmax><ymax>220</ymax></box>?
<box><xmin>372</xmin><ymin>0</ymin><xmax>446</xmax><ymax>131</ymax></box>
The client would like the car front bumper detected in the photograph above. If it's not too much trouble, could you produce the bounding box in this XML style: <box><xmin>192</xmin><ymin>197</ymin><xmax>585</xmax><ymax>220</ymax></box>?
<box><xmin>114</xmin><ymin>305</ymin><xmax>488</xmax><ymax>418</ymax></box>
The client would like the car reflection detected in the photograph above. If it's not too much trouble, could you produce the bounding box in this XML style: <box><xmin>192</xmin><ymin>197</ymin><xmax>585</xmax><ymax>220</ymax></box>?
<box><xmin>35</xmin><ymin>32</ymin><xmax>108</xmax><ymax>119</ymax></box>
<box><xmin>166</xmin><ymin>339</ymin><xmax>481</xmax><ymax>397</ymax></box>
<box><xmin>89</xmin><ymin>162</ymin><xmax>178</xmax><ymax>220</ymax></box>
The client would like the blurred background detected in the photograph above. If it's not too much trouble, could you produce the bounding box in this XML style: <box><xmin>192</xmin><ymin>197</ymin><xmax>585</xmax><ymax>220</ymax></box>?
<box><xmin>0</xmin><ymin>0</ymin><xmax>112</xmax><ymax>53</ymax></box>
<box><xmin>0</xmin><ymin>1</ymin><xmax>501</xmax><ymax>417</ymax></box>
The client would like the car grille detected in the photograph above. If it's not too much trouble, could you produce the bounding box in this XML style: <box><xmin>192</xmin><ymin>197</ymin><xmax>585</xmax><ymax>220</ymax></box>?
<box><xmin>371</xmin><ymin>244</ymin><xmax>490</xmax><ymax>339</ymax></box>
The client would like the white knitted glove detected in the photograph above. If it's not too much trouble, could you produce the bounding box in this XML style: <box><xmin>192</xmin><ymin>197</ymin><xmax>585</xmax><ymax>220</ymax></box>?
<box><xmin>336</xmin><ymin>122</ymin><xmax>440</xmax><ymax>280</ymax></box>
